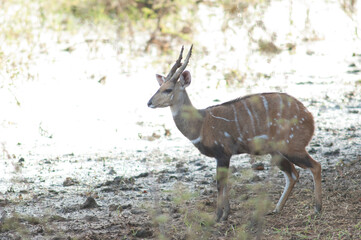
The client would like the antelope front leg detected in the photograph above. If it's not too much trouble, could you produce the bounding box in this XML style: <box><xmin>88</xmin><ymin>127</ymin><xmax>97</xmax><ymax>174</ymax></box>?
<box><xmin>216</xmin><ymin>157</ymin><xmax>230</xmax><ymax>222</ymax></box>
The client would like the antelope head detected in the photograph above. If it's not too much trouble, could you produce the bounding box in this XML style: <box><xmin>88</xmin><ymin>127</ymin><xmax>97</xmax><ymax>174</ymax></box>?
<box><xmin>147</xmin><ymin>45</ymin><xmax>193</xmax><ymax>109</ymax></box>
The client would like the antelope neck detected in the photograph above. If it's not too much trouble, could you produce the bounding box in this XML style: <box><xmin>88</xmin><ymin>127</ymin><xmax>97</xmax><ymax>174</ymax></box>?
<box><xmin>170</xmin><ymin>90</ymin><xmax>204</xmax><ymax>141</ymax></box>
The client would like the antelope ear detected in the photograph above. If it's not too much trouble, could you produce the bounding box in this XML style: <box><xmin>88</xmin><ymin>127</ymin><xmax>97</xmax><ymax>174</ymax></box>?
<box><xmin>180</xmin><ymin>70</ymin><xmax>191</xmax><ymax>88</ymax></box>
<box><xmin>156</xmin><ymin>74</ymin><xmax>166</xmax><ymax>86</ymax></box>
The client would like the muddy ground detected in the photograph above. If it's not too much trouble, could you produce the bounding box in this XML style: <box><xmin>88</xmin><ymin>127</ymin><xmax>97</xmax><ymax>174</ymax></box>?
<box><xmin>0</xmin><ymin>144</ymin><xmax>360</xmax><ymax>240</ymax></box>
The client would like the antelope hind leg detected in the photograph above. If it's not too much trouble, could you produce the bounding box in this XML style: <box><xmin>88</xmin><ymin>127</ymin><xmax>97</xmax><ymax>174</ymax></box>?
<box><xmin>281</xmin><ymin>152</ymin><xmax>322</xmax><ymax>213</ymax></box>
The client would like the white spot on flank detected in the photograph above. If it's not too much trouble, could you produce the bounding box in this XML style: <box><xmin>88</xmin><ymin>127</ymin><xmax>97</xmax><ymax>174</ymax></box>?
<box><xmin>191</xmin><ymin>136</ymin><xmax>202</xmax><ymax>144</ymax></box>
<box><xmin>214</xmin><ymin>141</ymin><xmax>218</xmax><ymax>145</ymax></box>
<box><xmin>289</xmin><ymin>134</ymin><xmax>294</xmax><ymax>139</ymax></box>
<box><xmin>291</xmin><ymin>127</ymin><xmax>294</xmax><ymax>131</ymax></box>
<box><xmin>301</xmin><ymin>118</ymin><xmax>305</xmax><ymax>121</ymax></box>
<box><xmin>237</xmin><ymin>137</ymin><xmax>243</xmax><ymax>143</ymax></box>
<box><xmin>254</xmin><ymin>135</ymin><xmax>269</xmax><ymax>140</ymax></box>
<box><xmin>224</xmin><ymin>132</ymin><xmax>231</xmax><ymax>137</ymax></box>
<box><xmin>248</xmin><ymin>135</ymin><xmax>269</xmax><ymax>142</ymax></box>
<box><xmin>286</xmin><ymin>140</ymin><xmax>289</xmax><ymax>144</ymax></box>
<box><xmin>294</xmin><ymin>115</ymin><xmax>298</xmax><ymax>119</ymax></box>
<box><xmin>243</xmin><ymin>101</ymin><xmax>256</xmax><ymax>135</ymax></box>
<box><xmin>209</xmin><ymin>111</ymin><xmax>233</xmax><ymax>122</ymax></box>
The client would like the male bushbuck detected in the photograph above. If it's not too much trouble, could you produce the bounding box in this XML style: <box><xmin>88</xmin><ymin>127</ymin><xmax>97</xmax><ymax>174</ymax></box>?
<box><xmin>147</xmin><ymin>45</ymin><xmax>322</xmax><ymax>221</ymax></box>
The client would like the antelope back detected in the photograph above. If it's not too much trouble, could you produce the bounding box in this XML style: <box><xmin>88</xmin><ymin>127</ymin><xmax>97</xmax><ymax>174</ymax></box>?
<box><xmin>201</xmin><ymin>93</ymin><xmax>314</xmax><ymax>156</ymax></box>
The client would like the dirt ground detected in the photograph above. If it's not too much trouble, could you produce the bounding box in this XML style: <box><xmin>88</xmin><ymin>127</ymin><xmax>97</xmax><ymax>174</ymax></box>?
<box><xmin>0</xmin><ymin>95</ymin><xmax>360</xmax><ymax>240</ymax></box>
<box><xmin>0</xmin><ymin>148</ymin><xmax>360</xmax><ymax>240</ymax></box>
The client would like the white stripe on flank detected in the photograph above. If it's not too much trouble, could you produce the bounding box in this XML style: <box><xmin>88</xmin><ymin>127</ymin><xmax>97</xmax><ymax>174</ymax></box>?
<box><xmin>231</xmin><ymin>104</ymin><xmax>244</xmax><ymax>142</ymax></box>
<box><xmin>190</xmin><ymin>136</ymin><xmax>202</xmax><ymax>144</ymax></box>
<box><xmin>209</xmin><ymin>111</ymin><xmax>233</xmax><ymax>122</ymax></box>
<box><xmin>250</xmin><ymin>104</ymin><xmax>260</xmax><ymax>130</ymax></box>
<box><xmin>260</xmin><ymin>95</ymin><xmax>270</xmax><ymax>127</ymax></box>
<box><xmin>296</xmin><ymin>102</ymin><xmax>300</xmax><ymax>114</ymax></box>
<box><xmin>278</xmin><ymin>94</ymin><xmax>283</xmax><ymax>117</ymax></box>
<box><xmin>261</xmin><ymin>95</ymin><xmax>268</xmax><ymax>111</ymax></box>
<box><xmin>242</xmin><ymin>101</ymin><xmax>256</xmax><ymax>136</ymax></box>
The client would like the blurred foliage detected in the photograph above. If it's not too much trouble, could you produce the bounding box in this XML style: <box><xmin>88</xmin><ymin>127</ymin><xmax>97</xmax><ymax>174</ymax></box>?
<box><xmin>223</xmin><ymin>69</ymin><xmax>246</xmax><ymax>87</ymax></box>
<box><xmin>41</xmin><ymin>0</ymin><xmax>270</xmax><ymax>52</ymax></box>
<box><xmin>1</xmin><ymin>0</ymin><xmax>359</xmax><ymax>87</ymax></box>
<box><xmin>42</xmin><ymin>0</ymin><xmax>200</xmax><ymax>51</ymax></box>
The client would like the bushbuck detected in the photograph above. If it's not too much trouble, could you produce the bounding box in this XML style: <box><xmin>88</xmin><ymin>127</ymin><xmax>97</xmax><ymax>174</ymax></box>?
<box><xmin>147</xmin><ymin>45</ymin><xmax>322</xmax><ymax>221</ymax></box>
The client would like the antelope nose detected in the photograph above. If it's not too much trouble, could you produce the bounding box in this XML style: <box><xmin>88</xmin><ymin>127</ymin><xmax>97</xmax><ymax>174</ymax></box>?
<box><xmin>147</xmin><ymin>99</ymin><xmax>152</xmax><ymax>108</ymax></box>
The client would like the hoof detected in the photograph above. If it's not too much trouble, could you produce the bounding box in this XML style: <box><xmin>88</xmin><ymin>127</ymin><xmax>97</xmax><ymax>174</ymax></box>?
<box><xmin>216</xmin><ymin>209</ymin><xmax>223</xmax><ymax>222</ymax></box>
<box><xmin>221</xmin><ymin>214</ymin><xmax>229</xmax><ymax>221</ymax></box>
<box><xmin>314</xmin><ymin>205</ymin><xmax>322</xmax><ymax>214</ymax></box>
<box><xmin>215</xmin><ymin>209</ymin><xmax>229</xmax><ymax>222</ymax></box>
<box><xmin>267</xmin><ymin>209</ymin><xmax>279</xmax><ymax>216</ymax></box>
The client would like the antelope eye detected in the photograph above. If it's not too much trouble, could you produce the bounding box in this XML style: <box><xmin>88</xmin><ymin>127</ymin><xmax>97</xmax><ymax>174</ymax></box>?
<box><xmin>163</xmin><ymin>89</ymin><xmax>173</xmax><ymax>94</ymax></box>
